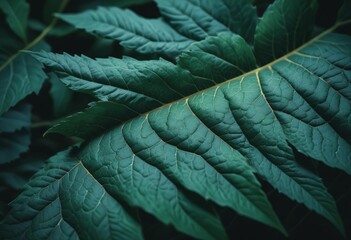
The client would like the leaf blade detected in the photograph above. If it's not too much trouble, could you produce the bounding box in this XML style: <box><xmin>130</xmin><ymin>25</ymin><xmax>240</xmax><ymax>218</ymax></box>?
<box><xmin>0</xmin><ymin>149</ymin><xmax>143</xmax><ymax>240</ymax></box>
<box><xmin>0</xmin><ymin>103</ymin><xmax>31</xmax><ymax>164</ymax></box>
<box><xmin>0</xmin><ymin>42</ymin><xmax>49</xmax><ymax>115</ymax></box>
<box><xmin>156</xmin><ymin>0</ymin><xmax>257</xmax><ymax>43</ymax></box>
<box><xmin>178</xmin><ymin>32</ymin><xmax>257</xmax><ymax>83</ymax></box>
<box><xmin>254</xmin><ymin>0</ymin><xmax>318</xmax><ymax>65</ymax></box>
<box><xmin>57</xmin><ymin>7</ymin><xmax>194</xmax><ymax>57</ymax></box>
<box><xmin>0</xmin><ymin>103</ymin><xmax>31</xmax><ymax>133</ymax></box>
<box><xmin>46</xmin><ymin>101</ymin><xmax>138</xmax><ymax>139</ymax></box>
<box><xmin>79</xmin><ymin>128</ymin><xmax>230</xmax><ymax>240</ymax></box>
<box><xmin>0</xmin><ymin>128</ymin><xmax>30</xmax><ymax>164</ymax></box>
<box><xmin>0</xmin><ymin>0</ymin><xmax>29</xmax><ymax>41</ymax></box>
<box><xmin>30</xmin><ymin>52</ymin><xmax>201</xmax><ymax>112</ymax></box>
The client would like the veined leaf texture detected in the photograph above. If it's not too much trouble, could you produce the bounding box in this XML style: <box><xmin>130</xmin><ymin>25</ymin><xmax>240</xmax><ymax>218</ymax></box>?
<box><xmin>1</xmin><ymin>0</ymin><xmax>351</xmax><ymax>239</ymax></box>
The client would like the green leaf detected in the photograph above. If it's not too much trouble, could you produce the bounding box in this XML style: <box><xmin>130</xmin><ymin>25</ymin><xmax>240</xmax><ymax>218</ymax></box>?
<box><xmin>58</xmin><ymin>0</ymin><xmax>257</xmax><ymax>57</ymax></box>
<box><xmin>0</xmin><ymin>103</ymin><xmax>31</xmax><ymax>164</ymax></box>
<box><xmin>34</xmin><ymin>21</ymin><xmax>351</xmax><ymax>239</ymax></box>
<box><xmin>0</xmin><ymin>41</ymin><xmax>49</xmax><ymax>115</ymax></box>
<box><xmin>267</xmin><ymin>33</ymin><xmax>351</xmax><ymax>175</ymax></box>
<box><xmin>0</xmin><ymin>0</ymin><xmax>29</xmax><ymax>41</ymax></box>
<box><xmin>35</xmin><ymin>33</ymin><xmax>257</xmax><ymax>140</ymax></box>
<box><xmin>48</xmin><ymin>73</ymin><xmax>74</xmax><ymax>117</ymax></box>
<box><xmin>178</xmin><ymin>32</ymin><xmax>257</xmax><ymax>83</ymax></box>
<box><xmin>254</xmin><ymin>0</ymin><xmax>318</xmax><ymax>65</ymax></box>
<box><xmin>5</xmin><ymin>1</ymin><xmax>351</xmax><ymax>238</ymax></box>
<box><xmin>78</xmin><ymin>123</ymin><xmax>262</xmax><ymax>238</ymax></box>
<box><xmin>31</xmin><ymin>32</ymin><xmax>256</xmax><ymax>123</ymax></box>
<box><xmin>30</xmin><ymin>52</ymin><xmax>200</xmax><ymax>112</ymax></box>
<box><xmin>57</xmin><ymin>8</ymin><xmax>194</xmax><ymax>57</ymax></box>
<box><xmin>0</xmin><ymin>154</ymin><xmax>44</xmax><ymax>190</ymax></box>
<box><xmin>0</xmin><ymin>128</ymin><xmax>30</xmax><ymax>164</ymax></box>
<box><xmin>46</xmin><ymin>101</ymin><xmax>138</xmax><ymax>139</ymax></box>
<box><xmin>44</xmin><ymin>32</ymin><xmax>350</xmax><ymax>237</ymax></box>
<box><xmin>0</xmin><ymin>172</ymin><xmax>28</xmax><ymax>191</ymax></box>
<box><xmin>188</xmin><ymin>67</ymin><xmax>346</xmax><ymax>236</ymax></box>
<box><xmin>156</xmin><ymin>0</ymin><xmax>257</xmax><ymax>43</ymax></box>
<box><xmin>0</xmin><ymin>103</ymin><xmax>31</xmax><ymax>133</ymax></box>
<box><xmin>0</xmin><ymin>149</ymin><xmax>143</xmax><ymax>240</ymax></box>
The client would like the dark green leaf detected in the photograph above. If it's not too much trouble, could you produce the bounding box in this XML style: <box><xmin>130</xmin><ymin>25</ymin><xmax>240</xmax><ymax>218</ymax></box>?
<box><xmin>34</xmin><ymin>18</ymin><xmax>351</xmax><ymax>238</ymax></box>
<box><xmin>79</xmin><ymin>124</ymin><xmax>253</xmax><ymax>238</ymax></box>
<box><xmin>0</xmin><ymin>103</ymin><xmax>31</xmax><ymax>133</ymax></box>
<box><xmin>0</xmin><ymin>41</ymin><xmax>49</xmax><ymax>115</ymax></box>
<box><xmin>0</xmin><ymin>103</ymin><xmax>31</xmax><ymax>164</ymax></box>
<box><xmin>254</xmin><ymin>0</ymin><xmax>318</xmax><ymax>65</ymax></box>
<box><xmin>0</xmin><ymin>154</ymin><xmax>45</xmax><ymax>190</ymax></box>
<box><xmin>0</xmin><ymin>149</ymin><xmax>143</xmax><ymax>240</ymax></box>
<box><xmin>35</xmin><ymin>33</ymin><xmax>259</xmax><ymax>140</ymax></box>
<box><xmin>46</xmin><ymin>101</ymin><xmax>138</xmax><ymax>139</ymax></box>
<box><xmin>0</xmin><ymin>0</ymin><xmax>29</xmax><ymax>41</ymax></box>
<box><xmin>4</xmin><ymin>1</ymin><xmax>351</xmax><ymax>239</ymax></box>
<box><xmin>0</xmin><ymin>128</ymin><xmax>30</xmax><ymax>164</ymax></box>
<box><xmin>156</xmin><ymin>0</ymin><xmax>257</xmax><ymax>43</ymax></box>
<box><xmin>268</xmin><ymin>33</ymin><xmax>351</xmax><ymax>175</ymax></box>
<box><xmin>0</xmin><ymin>172</ymin><xmax>28</xmax><ymax>190</ymax></box>
<box><xmin>30</xmin><ymin>52</ymin><xmax>200</xmax><ymax>112</ymax></box>
<box><xmin>57</xmin><ymin>8</ymin><xmax>194</xmax><ymax>57</ymax></box>
<box><xmin>178</xmin><ymin>32</ymin><xmax>257</xmax><ymax>83</ymax></box>
<box><xmin>58</xmin><ymin>0</ymin><xmax>257</xmax><ymax>57</ymax></box>
<box><xmin>188</xmin><ymin>65</ymin><xmax>346</xmax><ymax>236</ymax></box>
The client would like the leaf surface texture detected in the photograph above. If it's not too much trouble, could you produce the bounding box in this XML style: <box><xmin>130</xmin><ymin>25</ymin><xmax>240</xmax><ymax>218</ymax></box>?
<box><xmin>2</xmin><ymin>0</ymin><xmax>351</xmax><ymax>238</ymax></box>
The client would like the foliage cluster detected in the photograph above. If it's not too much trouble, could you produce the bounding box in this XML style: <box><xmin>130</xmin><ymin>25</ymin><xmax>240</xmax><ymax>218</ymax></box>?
<box><xmin>0</xmin><ymin>0</ymin><xmax>350</xmax><ymax>239</ymax></box>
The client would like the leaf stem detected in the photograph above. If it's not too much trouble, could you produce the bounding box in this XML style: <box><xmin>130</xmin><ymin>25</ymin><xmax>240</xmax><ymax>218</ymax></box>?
<box><xmin>0</xmin><ymin>0</ymin><xmax>70</xmax><ymax>72</ymax></box>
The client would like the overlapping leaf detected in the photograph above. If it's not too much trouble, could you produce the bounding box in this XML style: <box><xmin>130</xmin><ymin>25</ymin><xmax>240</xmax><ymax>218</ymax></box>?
<box><xmin>32</xmin><ymin>32</ymin><xmax>255</xmax><ymax>140</ymax></box>
<box><xmin>0</xmin><ymin>155</ymin><xmax>44</xmax><ymax>191</ymax></box>
<box><xmin>254</xmin><ymin>0</ymin><xmax>318</xmax><ymax>64</ymax></box>
<box><xmin>178</xmin><ymin>32</ymin><xmax>257</xmax><ymax>83</ymax></box>
<box><xmin>35</xmin><ymin>34</ymin><xmax>350</xmax><ymax>238</ymax></box>
<box><xmin>0</xmin><ymin>30</ymin><xmax>49</xmax><ymax>115</ymax></box>
<box><xmin>0</xmin><ymin>149</ymin><xmax>143</xmax><ymax>240</ymax></box>
<box><xmin>0</xmin><ymin>0</ymin><xmax>29</xmax><ymax>41</ymax></box>
<box><xmin>58</xmin><ymin>8</ymin><xmax>193</xmax><ymax>57</ymax></box>
<box><xmin>46</xmin><ymin>101</ymin><xmax>138</xmax><ymax>139</ymax></box>
<box><xmin>57</xmin><ymin>0</ymin><xmax>257</xmax><ymax>57</ymax></box>
<box><xmin>0</xmin><ymin>103</ymin><xmax>31</xmax><ymax>133</ymax></box>
<box><xmin>30</xmin><ymin>53</ymin><xmax>197</xmax><ymax>111</ymax></box>
<box><xmin>69</xmin><ymin>30</ymin><xmax>350</xmax><ymax>236</ymax></box>
<box><xmin>156</xmin><ymin>0</ymin><xmax>257</xmax><ymax>43</ymax></box>
<box><xmin>0</xmin><ymin>0</ymin><xmax>51</xmax><ymax>116</ymax></box>
<box><xmin>0</xmin><ymin>103</ymin><xmax>31</xmax><ymax>164</ymax></box>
